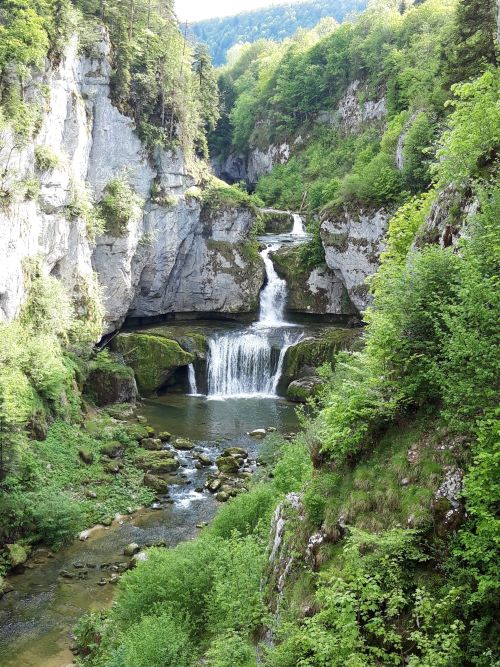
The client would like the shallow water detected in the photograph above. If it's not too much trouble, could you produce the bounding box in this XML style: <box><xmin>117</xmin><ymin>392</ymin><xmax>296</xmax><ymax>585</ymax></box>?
<box><xmin>0</xmin><ymin>394</ymin><xmax>299</xmax><ymax>667</ymax></box>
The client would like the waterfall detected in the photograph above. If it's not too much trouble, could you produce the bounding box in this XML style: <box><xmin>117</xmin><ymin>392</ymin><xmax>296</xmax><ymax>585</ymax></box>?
<box><xmin>187</xmin><ymin>364</ymin><xmax>199</xmax><ymax>395</ymax></box>
<box><xmin>205</xmin><ymin>225</ymin><xmax>307</xmax><ymax>399</ymax></box>
<box><xmin>207</xmin><ymin>331</ymin><xmax>293</xmax><ymax>398</ymax></box>
<box><xmin>258</xmin><ymin>244</ymin><xmax>288</xmax><ymax>327</ymax></box>
<box><xmin>291</xmin><ymin>213</ymin><xmax>306</xmax><ymax>237</ymax></box>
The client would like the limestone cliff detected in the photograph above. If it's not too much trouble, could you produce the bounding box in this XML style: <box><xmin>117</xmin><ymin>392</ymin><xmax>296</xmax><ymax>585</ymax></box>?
<box><xmin>0</xmin><ymin>31</ymin><xmax>264</xmax><ymax>334</ymax></box>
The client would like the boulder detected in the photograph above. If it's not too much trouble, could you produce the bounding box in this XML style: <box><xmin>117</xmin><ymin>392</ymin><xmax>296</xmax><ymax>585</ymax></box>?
<box><xmin>100</xmin><ymin>440</ymin><xmax>123</xmax><ymax>458</ymax></box>
<box><xmin>124</xmin><ymin>423</ymin><xmax>150</xmax><ymax>442</ymax></box>
<box><xmin>216</xmin><ymin>455</ymin><xmax>241</xmax><ymax>474</ymax></box>
<box><xmin>84</xmin><ymin>352</ymin><xmax>137</xmax><ymax>406</ymax></box>
<box><xmin>249</xmin><ymin>429</ymin><xmax>266</xmax><ymax>439</ymax></box>
<box><xmin>6</xmin><ymin>543</ymin><xmax>28</xmax><ymax>568</ymax></box>
<box><xmin>158</xmin><ymin>431</ymin><xmax>172</xmax><ymax>442</ymax></box>
<box><xmin>112</xmin><ymin>333</ymin><xmax>194</xmax><ymax>395</ymax></box>
<box><xmin>286</xmin><ymin>377</ymin><xmax>324</xmax><ymax>403</ymax></box>
<box><xmin>280</xmin><ymin>329</ymin><xmax>359</xmax><ymax>390</ymax></box>
<box><xmin>143</xmin><ymin>473</ymin><xmax>168</xmax><ymax>494</ymax></box>
<box><xmin>78</xmin><ymin>448</ymin><xmax>94</xmax><ymax>465</ymax></box>
<box><xmin>172</xmin><ymin>438</ymin><xmax>195</xmax><ymax>451</ymax></box>
<box><xmin>140</xmin><ymin>437</ymin><xmax>163</xmax><ymax>451</ymax></box>
<box><xmin>123</xmin><ymin>543</ymin><xmax>140</xmax><ymax>557</ymax></box>
<box><xmin>135</xmin><ymin>450</ymin><xmax>180</xmax><ymax>474</ymax></box>
<box><xmin>197</xmin><ymin>453</ymin><xmax>212</xmax><ymax>466</ymax></box>
<box><xmin>223</xmin><ymin>447</ymin><xmax>248</xmax><ymax>459</ymax></box>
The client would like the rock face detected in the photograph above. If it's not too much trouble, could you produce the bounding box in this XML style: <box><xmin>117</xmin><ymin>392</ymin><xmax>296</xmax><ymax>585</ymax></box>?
<box><xmin>112</xmin><ymin>333</ymin><xmax>194</xmax><ymax>395</ymax></box>
<box><xmin>272</xmin><ymin>245</ymin><xmax>357</xmax><ymax>316</ymax></box>
<box><xmin>0</xmin><ymin>31</ymin><xmax>264</xmax><ymax>334</ymax></box>
<box><xmin>321</xmin><ymin>207</ymin><xmax>389</xmax><ymax>313</ymax></box>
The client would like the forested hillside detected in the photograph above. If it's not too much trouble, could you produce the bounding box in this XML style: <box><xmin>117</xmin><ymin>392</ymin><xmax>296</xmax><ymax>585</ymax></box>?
<box><xmin>189</xmin><ymin>0</ymin><xmax>366</xmax><ymax>65</ymax></box>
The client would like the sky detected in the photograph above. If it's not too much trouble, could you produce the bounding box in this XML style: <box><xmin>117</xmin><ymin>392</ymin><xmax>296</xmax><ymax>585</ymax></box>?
<box><xmin>175</xmin><ymin>0</ymin><xmax>301</xmax><ymax>23</ymax></box>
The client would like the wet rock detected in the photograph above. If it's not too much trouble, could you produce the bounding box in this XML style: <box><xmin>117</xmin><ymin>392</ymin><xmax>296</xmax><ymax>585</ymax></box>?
<box><xmin>31</xmin><ymin>548</ymin><xmax>53</xmax><ymax>564</ymax></box>
<box><xmin>158</xmin><ymin>431</ymin><xmax>172</xmax><ymax>442</ymax></box>
<box><xmin>123</xmin><ymin>543</ymin><xmax>140</xmax><ymax>557</ymax></box>
<box><xmin>286</xmin><ymin>376</ymin><xmax>323</xmax><ymax>403</ymax></box>
<box><xmin>266</xmin><ymin>426</ymin><xmax>277</xmax><ymax>432</ymax></box>
<box><xmin>143</xmin><ymin>473</ymin><xmax>168</xmax><ymax>494</ymax></box>
<box><xmin>136</xmin><ymin>416</ymin><xmax>147</xmax><ymax>424</ymax></box>
<box><xmin>223</xmin><ymin>447</ymin><xmax>248</xmax><ymax>459</ymax></box>
<box><xmin>249</xmin><ymin>429</ymin><xmax>266</xmax><ymax>439</ymax></box>
<box><xmin>97</xmin><ymin>578</ymin><xmax>107</xmax><ymax>586</ymax></box>
<box><xmin>205</xmin><ymin>478</ymin><xmax>222</xmax><ymax>493</ymax></box>
<box><xmin>73</xmin><ymin>562</ymin><xmax>86</xmax><ymax>569</ymax></box>
<box><xmin>216</xmin><ymin>491</ymin><xmax>230</xmax><ymax>502</ymax></box>
<box><xmin>135</xmin><ymin>450</ymin><xmax>180</xmax><ymax>474</ymax></box>
<box><xmin>140</xmin><ymin>437</ymin><xmax>163</xmax><ymax>451</ymax></box>
<box><xmin>216</xmin><ymin>455</ymin><xmax>240</xmax><ymax>474</ymax></box>
<box><xmin>0</xmin><ymin>577</ymin><xmax>14</xmax><ymax>598</ymax></box>
<box><xmin>196</xmin><ymin>453</ymin><xmax>212</xmax><ymax>466</ymax></box>
<box><xmin>6</xmin><ymin>543</ymin><xmax>28</xmax><ymax>568</ymax></box>
<box><xmin>78</xmin><ymin>448</ymin><xmax>94</xmax><ymax>465</ymax></box>
<box><xmin>59</xmin><ymin>570</ymin><xmax>75</xmax><ymax>580</ymax></box>
<box><xmin>172</xmin><ymin>437</ymin><xmax>194</xmax><ymax>451</ymax></box>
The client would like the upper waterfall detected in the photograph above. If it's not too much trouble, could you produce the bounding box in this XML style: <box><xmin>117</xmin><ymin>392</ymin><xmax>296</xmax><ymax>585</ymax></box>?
<box><xmin>291</xmin><ymin>213</ymin><xmax>306</xmax><ymax>237</ymax></box>
<box><xmin>258</xmin><ymin>244</ymin><xmax>289</xmax><ymax>327</ymax></box>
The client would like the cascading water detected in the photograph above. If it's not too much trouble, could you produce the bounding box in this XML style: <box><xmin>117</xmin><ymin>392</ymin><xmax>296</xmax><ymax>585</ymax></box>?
<box><xmin>206</xmin><ymin>237</ymin><xmax>304</xmax><ymax>398</ymax></box>
<box><xmin>291</xmin><ymin>213</ymin><xmax>306</xmax><ymax>237</ymax></box>
<box><xmin>258</xmin><ymin>244</ymin><xmax>288</xmax><ymax>327</ymax></box>
<box><xmin>187</xmin><ymin>363</ymin><xmax>199</xmax><ymax>395</ymax></box>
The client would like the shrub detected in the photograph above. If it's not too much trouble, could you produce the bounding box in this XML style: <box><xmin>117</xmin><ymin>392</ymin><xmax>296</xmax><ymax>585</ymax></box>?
<box><xmin>99</xmin><ymin>175</ymin><xmax>143</xmax><ymax>236</ymax></box>
<box><xmin>205</xmin><ymin>631</ymin><xmax>256</xmax><ymax>667</ymax></box>
<box><xmin>34</xmin><ymin>145</ymin><xmax>60</xmax><ymax>171</ymax></box>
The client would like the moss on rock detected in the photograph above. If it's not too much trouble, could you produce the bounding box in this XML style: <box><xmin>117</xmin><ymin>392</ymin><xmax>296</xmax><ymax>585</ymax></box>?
<box><xmin>112</xmin><ymin>333</ymin><xmax>194</xmax><ymax>395</ymax></box>
<box><xmin>280</xmin><ymin>328</ymin><xmax>360</xmax><ymax>389</ymax></box>
<box><xmin>84</xmin><ymin>350</ymin><xmax>137</xmax><ymax>406</ymax></box>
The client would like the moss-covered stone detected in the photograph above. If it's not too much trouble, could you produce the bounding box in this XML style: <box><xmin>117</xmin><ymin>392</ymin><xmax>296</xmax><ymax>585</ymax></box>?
<box><xmin>134</xmin><ymin>450</ymin><xmax>180</xmax><ymax>474</ymax></box>
<box><xmin>143</xmin><ymin>473</ymin><xmax>168</xmax><ymax>494</ymax></box>
<box><xmin>84</xmin><ymin>351</ymin><xmax>137</xmax><ymax>406</ymax></box>
<box><xmin>286</xmin><ymin>377</ymin><xmax>324</xmax><ymax>403</ymax></box>
<box><xmin>124</xmin><ymin>423</ymin><xmax>150</xmax><ymax>442</ymax></box>
<box><xmin>112</xmin><ymin>333</ymin><xmax>194</xmax><ymax>395</ymax></box>
<box><xmin>6</xmin><ymin>543</ymin><xmax>28</xmax><ymax>568</ymax></box>
<box><xmin>100</xmin><ymin>440</ymin><xmax>123</xmax><ymax>458</ymax></box>
<box><xmin>280</xmin><ymin>328</ymin><xmax>360</xmax><ymax>389</ymax></box>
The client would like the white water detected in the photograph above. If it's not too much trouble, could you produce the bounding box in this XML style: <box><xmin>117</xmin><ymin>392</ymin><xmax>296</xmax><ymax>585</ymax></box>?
<box><xmin>258</xmin><ymin>244</ymin><xmax>289</xmax><ymax>327</ymax></box>
<box><xmin>206</xmin><ymin>222</ymin><xmax>309</xmax><ymax>399</ymax></box>
<box><xmin>187</xmin><ymin>363</ymin><xmax>199</xmax><ymax>395</ymax></box>
<box><xmin>291</xmin><ymin>213</ymin><xmax>306</xmax><ymax>237</ymax></box>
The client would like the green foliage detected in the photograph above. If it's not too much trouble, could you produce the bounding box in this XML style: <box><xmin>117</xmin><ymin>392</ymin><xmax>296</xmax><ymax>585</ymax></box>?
<box><xmin>201</xmin><ymin>180</ymin><xmax>263</xmax><ymax>212</ymax></box>
<box><xmin>434</xmin><ymin>69</ymin><xmax>500</xmax><ymax>187</ymax></box>
<box><xmin>111</xmin><ymin>610</ymin><xmax>193</xmax><ymax>667</ymax></box>
<box><xmin>444</xmin><ymin>0</ymin><xmax>498</xmax><ymax>86</ymax></box>
<box><xmin>99</xmin><ymin>175</ymin><xmax>143</xmax><ymax>237</ymax></box>
<box><xmin>66</xmin><ymin>180</ymin><xmax>105</xmax><ymax>240</ymax></box>
<box><xmin>34</xmin><ymin>144</ymin><xmax>60</xmax><ymax>171</ymax></box>
<box><xmin>205</xmin><ymin>631</ymin><xmax>256</xmax><ymax>667</ymax></box>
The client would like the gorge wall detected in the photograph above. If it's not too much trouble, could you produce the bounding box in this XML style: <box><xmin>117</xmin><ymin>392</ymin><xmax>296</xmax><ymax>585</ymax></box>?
<box><xmin>0</xmin><ymin>32</ymin><xmax>264</xmax><ymax>335</ymax></box>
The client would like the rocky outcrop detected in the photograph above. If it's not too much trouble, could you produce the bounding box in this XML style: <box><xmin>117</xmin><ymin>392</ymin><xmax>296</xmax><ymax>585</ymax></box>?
<box><xmin>321</xmin><ymin>207</ymin><xmax>389</xmax><ymax>312</ymax></box>
<box><xmin>112</xmin><ymin>332</ymin><xmax>194</xmax><ymax>395</ymax></box>
<box><xmin>247</xmin><ymin>142</ymin><xmax>291</xmax><ymax>184</ymax></box>
<box><xmin>279</xmin><ymin>328</ymin><xmax>359</xmax><ymax>392</ymax></box>
<box><xmin>0</xmin><ymin>31</ymin><xmax>264</xmax><ymax>334</ymax></box>
<box><xmin>272</xmin><ymin>245</ymin><xmax>357</xmax><ymax>316</ymax></box>
<box><xmin>315</xmin><ymin>81</ymin><xmax>386</xmax><ymax>135</ymax></box>
<box><xmin>211</xmin><ymin>153</ymin><xmax>248</xmax><ymax>183</ymax></box>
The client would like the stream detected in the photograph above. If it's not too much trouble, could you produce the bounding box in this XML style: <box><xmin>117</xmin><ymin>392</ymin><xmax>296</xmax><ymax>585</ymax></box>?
<box><xmin>0</xmin><ymin>215</ymin><xmax>336</xmax><ymax>666</ymax></box>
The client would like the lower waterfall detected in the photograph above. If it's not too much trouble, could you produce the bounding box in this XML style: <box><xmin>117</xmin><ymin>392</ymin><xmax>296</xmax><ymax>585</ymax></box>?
<box><xmin>207</xmin><ymin>239</ymin><xmax>304</xmax><ymax>399</ymax></box>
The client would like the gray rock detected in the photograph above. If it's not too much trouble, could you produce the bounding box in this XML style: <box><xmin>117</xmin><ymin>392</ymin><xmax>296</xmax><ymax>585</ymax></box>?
<box><xmin>123</xmin><ymin>543</ymin><xmax>140</xmax><ymax>557</ymax></box>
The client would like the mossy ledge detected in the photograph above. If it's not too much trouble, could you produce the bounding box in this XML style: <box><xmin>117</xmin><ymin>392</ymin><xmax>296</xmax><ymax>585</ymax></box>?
<box><xmin>111</xmin><ymin>333</ymin><xmax>194</xmax><ymax>395</ymax></box>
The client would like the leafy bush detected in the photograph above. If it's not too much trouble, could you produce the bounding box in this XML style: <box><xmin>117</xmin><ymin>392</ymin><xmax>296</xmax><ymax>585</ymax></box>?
<box><xmin>34</xmin><ymin>145</ymin><xmax>60</xmax><ymax>171</ymax></box>
<box><xmin>99</xmin><ymin>175</ymin><xmax>144</xmax><ymax>236</ymax></box>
